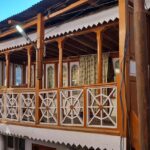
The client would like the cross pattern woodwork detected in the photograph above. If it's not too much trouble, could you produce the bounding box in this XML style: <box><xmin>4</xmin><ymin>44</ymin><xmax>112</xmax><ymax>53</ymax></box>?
<box><xmin>60</xmin><ymin>89</ymin><xmax>84</xmax><ymax>126</ymax></box>
<box><xmin>0</xmin><ymin>94</ymin><xmax>4</xmax><ymax>119</ymax></box>
<box><xmin>39</xmin><ymin>91</ymin><xmax>57</xmax><ymax>124</ymax></box>
<box><xmin>20</xmin><ymin>92</ymin><xmax>36</xmax><ymax>122</ymax></box>
<box><xmin>87</xmin><ymin>86</ymin><xmax>117</xmax><ymax>128</ymax></box>
<box><xmin>6</xmin><ymin>93</ymin><xmax>19</xmax><ymax>120</ymax></box>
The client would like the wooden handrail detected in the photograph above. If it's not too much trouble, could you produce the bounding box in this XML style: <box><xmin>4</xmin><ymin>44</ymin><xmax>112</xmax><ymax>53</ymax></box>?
<box><xmin>0</xmin><ymin>82</ymin><xmax>117</xmax><ymax>92</ymax></box>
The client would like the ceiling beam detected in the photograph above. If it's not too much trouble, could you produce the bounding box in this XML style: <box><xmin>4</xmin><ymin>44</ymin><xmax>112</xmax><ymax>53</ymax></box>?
<box><xmin>65</xmin><ymin>39</ymin><xmax>93</xmax><ymax>53</ymax></box>
<box><xmin>71</xmin><ymin>37</ymin><xmax>97</xmax><ymax>50</ymax></box>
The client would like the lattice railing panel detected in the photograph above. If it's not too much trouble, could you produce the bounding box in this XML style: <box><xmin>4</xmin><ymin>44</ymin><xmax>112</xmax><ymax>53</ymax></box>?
<box><xmin>0</xmin><ymin>93</ymin><xmax>4</xmax><ymax>119</ymax></box>
<box><xmin>87</xmin><ymin>86</ymin><xmax>117</xmax><ymax>128</ymax></box>
<box><xmin>39</xmin><ymin>91</ymin><xmax>57</xmax><ymax>125</ymax></box>
<box><xmin>20</xmin><ymin>92</ymin><xmax>36</xmax><ymax>122</ymax></box>
<box><xmin>6</xmin><ymin>93</ymin><xmax>19</xmax><ymax>120</ymax></box>
<box><xmin>60</xmin><ymin>89</ymin><xmax>84</xmax><ymax>126</ymax></box>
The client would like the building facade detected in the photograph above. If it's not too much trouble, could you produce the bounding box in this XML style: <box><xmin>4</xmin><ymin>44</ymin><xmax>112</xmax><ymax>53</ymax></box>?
<box><xmin>0</xmin><ymin>0</ymin><xmax>150</xmax><ymax>149</ymax></box>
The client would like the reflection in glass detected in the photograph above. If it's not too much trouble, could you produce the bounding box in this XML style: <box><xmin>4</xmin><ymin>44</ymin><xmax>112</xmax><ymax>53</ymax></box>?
<box><xmin>63</xmin><ymin>64</ymin><xmax>68</xmax><ymax>87</ymax></box>
<box><xmin>15</xmin><ymin>65</ymin><xmax>22</xmax><ymax>86</ymax></box>
<box><xmin>71</xmin><ymin>64</ymin><xmax>79</xmax><ymax>86</ymax></box>
<box><xmin>47</xmin><ymin>66</ymin><xmax>54</xmax><ymax>88</ymax></box>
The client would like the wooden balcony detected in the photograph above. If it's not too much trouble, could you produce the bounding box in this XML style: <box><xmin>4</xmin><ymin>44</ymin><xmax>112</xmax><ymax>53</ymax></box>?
<box><xmin>0</xmin><ymin>81</ymin><xmax>121</xmax><ymax>135</ymax></box>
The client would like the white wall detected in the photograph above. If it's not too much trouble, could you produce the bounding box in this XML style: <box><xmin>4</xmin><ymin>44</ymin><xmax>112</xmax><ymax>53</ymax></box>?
<box><xmin>0</xmin><ymin>135</ymin><xmax>4</xmax><ymax>150</ymax></box>
<box><xmin>25</xmin><ymin>139</ymin><xmax>70</xmax><ymax>150</ymax></box>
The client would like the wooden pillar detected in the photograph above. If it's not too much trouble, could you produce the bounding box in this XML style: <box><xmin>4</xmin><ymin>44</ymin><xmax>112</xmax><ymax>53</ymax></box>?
<box><xmin>5</xmin><ymin>52</ymin><xmax>10</xmax><ymax>88</ymax></box>
<box><xmin>134</xmin><ymin>0</ymin><xmax>150</xmax><ymax>149</ymax></box>
<box><xmin>58</xmin><ymin>39</ymin><xmax>64</xmax><ymax>88</ymax></box>
<box><xmin>35</xmin><ymin>13</ymin><xmax>44</xmax><ymax>124</ymax></box>
<box><xmin>96</xmin><ymin>29</ymin><xmax>103</xmax><ymax>83</ymax></box>
<box><xmin>118</xmin><ymin>0</ymin><xmax>128</xmax><ymax>139</ymax></box>
<box><xmin>27</xmin><ymin>47</ymin><xmax>32</xmax><ymax>88</ymax></box>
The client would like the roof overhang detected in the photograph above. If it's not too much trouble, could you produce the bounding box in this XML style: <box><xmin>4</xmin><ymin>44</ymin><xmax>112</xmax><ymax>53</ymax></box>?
<box><xmin>0</xmin><ymin>6</ymin><xmax>119</xmax><ymax>51</ymax></box>
<box><xmin>0</xmin><ymin>124</ymin><xmax>126</xmax><ymax>149</ymax></box>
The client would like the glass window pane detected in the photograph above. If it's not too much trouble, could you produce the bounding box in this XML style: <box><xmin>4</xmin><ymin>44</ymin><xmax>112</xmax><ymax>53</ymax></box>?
<box><xmin>70</xmin><ymin>62</ymin><xmax>79</xmax><ymax>86</ymax></box>
<box><xmin>46</xmin><ymin>64</ymin><xmax>55</xmax><ymax>88</ymax></box>
<box><xmin>63</xmin><ymin>63</ymin><xmax>68</xmax><ymax>87</ymax></box>
<box><xmin>15</xmin><ymin>65</ymin><xmax>22</xmax><ymax>86</ymax></box>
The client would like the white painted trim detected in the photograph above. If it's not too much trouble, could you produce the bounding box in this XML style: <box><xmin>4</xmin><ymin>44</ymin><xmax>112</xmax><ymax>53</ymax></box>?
<box><xmin>0</xmin><ymin>124</ymin><xmax>126</xmax><ymax>150</ymax></box>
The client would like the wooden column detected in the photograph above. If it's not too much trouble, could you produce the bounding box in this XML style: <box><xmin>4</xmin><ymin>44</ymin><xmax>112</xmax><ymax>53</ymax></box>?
<box><xmin>5</xmin><ymin>52</ymin><xmax>10</xmax><ymax>88</ymax></box>
<box><xmin>27</xmin><ymin>47</ymin><xmax>32</xmax><ymax>88</ymax></box>
<box><xmin>118</xmin><ymin>0</ymin><xmax>128</xmax><ymax>139</ymax></box>
<box><xmin>134</xmin><ymin>0</ymin><xmax>150</xmax><ymax>149</ymax></box>
<box><xmin>35</xmin><ymin>13</ymin><xmax>44</xmax><ymax>124</ymax></box>
<box><xmin>96</xmin><ymin>29</ymin><xmax>103</xmax><ymax>83</ymax></box>
<box><xmin>58</xmin><ymin>39</ymin><xmax>64</xmax><ymax>88</ymax></box>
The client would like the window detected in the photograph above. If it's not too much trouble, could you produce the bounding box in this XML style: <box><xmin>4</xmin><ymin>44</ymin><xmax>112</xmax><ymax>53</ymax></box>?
<box><xmin>7</xmin><ymin>136</ymin><xmax>14</xmax><ymax>148</ymax></box>
<box><xmin>70</xmin><ymin>62</ymin><xmax>79</xmax><ymax>86</ymax></box>
<box><xmin>46</xmin><ymin>64</ymin><xmax>55</xmax><ymax>88</ymax></box>
<box><xmin>15</xmin><ymin>65</ymin><xmax>23</xmax><ymax>86</ymax></box>
<box><xmin>19</xmin><ymin>138</ymin><xmax>25</xmax><ymax>150</ymax></box>
<box><xmin>63</xmin><ymin>63</ymin><xmax>68</xmax><ymax>87</ymax></box>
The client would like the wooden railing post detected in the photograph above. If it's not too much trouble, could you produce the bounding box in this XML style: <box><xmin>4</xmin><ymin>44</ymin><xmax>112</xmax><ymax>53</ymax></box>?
<box><xmin>5</xmin><ymin>52</ymin><xmax>10</xmax><ymax>88</ymax></box>
<box><xmin>96</xmin><ymin>29</ymin><xmax>103</xmax><ymax>84</ymax></box>
<box><xmin>58</xmin><ymin>38</ymin><xmax>64</xmax><ymax>88</ymax></box>
<box><xmin>57</xmin><ymin>38</ymin><xmax>64</xmax><ymax>126</ymax></box>
<box><xmin>35</xmin><ymin>13</ymin><xmax>44</xmax><ymax>124</ymax></box>
<box><xmin>27</xmin><ymin>47</ymin><xmax>32</xmax><ymax>88</ymax></box>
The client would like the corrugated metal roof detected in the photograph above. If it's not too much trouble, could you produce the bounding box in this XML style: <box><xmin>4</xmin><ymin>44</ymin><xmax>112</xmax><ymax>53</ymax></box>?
<box><xmin>0</xmin><ymin>6</ymin><xmax>118</xmax><ymax>51</ymax></box>
<box><xmin>0</xmin><ymin>0</ymin><xmax>118</xmax><ymax>32</ymax></box>
<box><xmin>0</xmin><ymin>0</ymin><xmax>74</xmax><ymax>30</ymax></box>
<box><xmin>0</xmin><ymin>124</ymin><xmax>126</xmax><ymax>149</ymax></box>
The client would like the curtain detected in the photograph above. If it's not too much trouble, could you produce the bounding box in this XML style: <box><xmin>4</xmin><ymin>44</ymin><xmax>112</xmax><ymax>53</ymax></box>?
<box><xmin>102</xmin><ymin>53</ymin><xmax>109</xmax><ymax>83</ymax></box>
<box><xmin>79</xmin><ymin>54</ymin><xmax>109</xmax><ymax>85</ymax></box>
<box><xmin>79</xmin><ymin>54</ymin><xmax>97</xmax><ymax>85</ymax></box>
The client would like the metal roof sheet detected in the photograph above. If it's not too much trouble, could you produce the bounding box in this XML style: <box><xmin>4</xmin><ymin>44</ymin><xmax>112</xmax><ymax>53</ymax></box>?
<box><xmin>0</xmin><ymin>6</ymin><xmax>119</xmax><ymax>51</ymax></box>
<box><xmin>0</xmin><ymin>124</ymin><xmax>126</xmax><ymax>149</ymax></box>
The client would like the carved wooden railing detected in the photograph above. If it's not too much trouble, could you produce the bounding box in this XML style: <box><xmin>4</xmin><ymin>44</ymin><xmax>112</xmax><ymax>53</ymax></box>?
<box><xmin>0</xmin><ymin>83</ymin><xmax>120</xmax><ymax>134</ymax></box>
<box><xmin>0</xmin><ymin>88</ymin><xmax>36</xmax><ymax>123</ymax></box>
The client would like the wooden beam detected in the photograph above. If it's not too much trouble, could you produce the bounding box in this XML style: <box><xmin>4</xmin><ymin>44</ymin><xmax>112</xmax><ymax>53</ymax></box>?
<box><xmin>67</xmin><ymin>38</ymin><xmax>93</xmax><ymax>53</ymax></box>
<box><xmin>45</xmin><ymin>0</ymin><xmax>88</xmax><ymax>20</ymax></box>
<box><xmin>35</xmin><ymin>13</ymin><xmax>44</xmax><ymax>124</ymax></box>
<box><xmin>71</xmin><ymin>37</ymin><xmax>96</xmax><ymax>50</ymax></box>
<box><xmin>103</xmin><ymin>33</ymin><xmax>118</xmax><ymax>46</ymax></box>
<box><xmin>58</xmin><ymin>38</ymin><xmax>64</xmax><ymax>88</ymax></box>
<box><xmin>88</xmin><ymin>0</ymin><xmax>99</xmax><ymax>7</ymax></box>
<box><xmin>27</xmin><ymin>47</ymin><xmax>32</xmax><ymax>88</ymax></box>
<box><xmin>5</xmin><ymin>52</ymin><xmax>10</xmax><ymax>88</ymax></box>
<box><xmin>96</xmin><ymin>29</ymin><xmax>103</xmax><ymax>83</ymax></box>
<box><xmin>0</xmin><ymin>19</ymin><xmax>37</xmax><ymax>38</ymax></box>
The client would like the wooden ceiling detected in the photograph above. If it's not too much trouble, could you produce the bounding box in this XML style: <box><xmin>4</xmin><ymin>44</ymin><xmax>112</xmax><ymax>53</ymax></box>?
<box><xmin>0</xmin><ymin>25</ymin><xmax>119</xmax><ymax>63</ymax></box>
